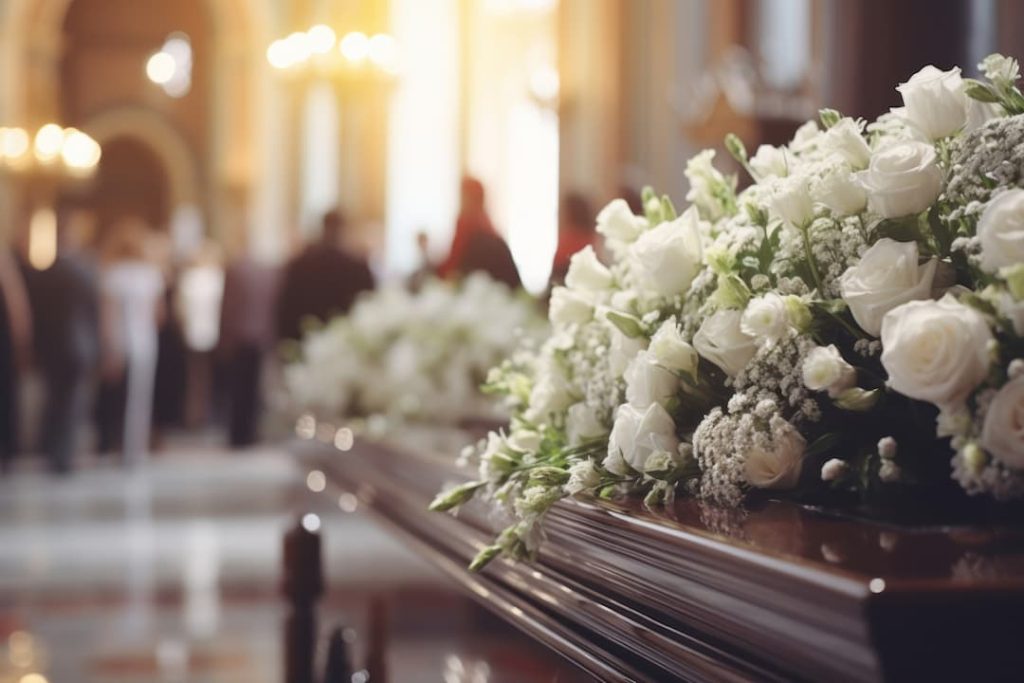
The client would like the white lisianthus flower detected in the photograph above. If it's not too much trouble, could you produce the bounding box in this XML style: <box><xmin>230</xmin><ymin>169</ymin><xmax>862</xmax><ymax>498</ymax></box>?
<box><xmin>565</xmin><ymin>245</ymin><xmax>613</xmax><ymax>292</ymax></box>
<box><xmin>880</xmin><ymin>295</ymin><xmax>994</xmax><ymax>410</ymax></box>
<box><xmin>814</xmin><ymin>167</ymin><xmax>868</xmax><ymax>216</ymax></box>
<box><xmin>749</xmin><ymin>144</ymin><xmax>789</xmax><ymax>181</ymax></box>
<box><xmin>980</xmin><ymin>376</ymin><xmax>1024</xmax><ymax>469</ymax></box>
<box><xmin>977</xmin><ymin>189</ymin><xmax>1024</xmax><ymax>273</ymax></box>
<box><xmin>857</xmin><ymin>141</ymin><xmax>944</xmax><ymax>218</ymax></box>
<box><xmin>823</xmin><ymin>118</ymin><xmax>871</xmax><ymax>169</ymax></box>
<box><xmin>839</xmin><ymin>238</ymin><xmax>938</xmax><ymax>336</ymax></box>
<box><xmin>624</xmin><ymin>349</ymin><xmax>679</xmax><ymax>409</ymax></box>
<box><xmin>508</xmin><ymin>429</ymin><xmax>542</xmax><ymax>453</ymax></box>
<box><xmin>648</xmin><ymin>317</ymin><xmax>698</xmax><ymax>376</ymax></box>
<box><xmin>965</xmin><ymin>98</ymin><xmax>1002</xmax><ymax>133</ymax></box>
<box><xmin>607</xmin><ymin>324</ymin><xmax>647</xmax><ymax>377</ymax></box>
<box><xmin>596</xmin><ymin>199</ymin><xmax>646</xmax><ymax>256</ymax></box>
<box><xmin>605</xmin><ymin>402</ymin><xmax>680</xmax><ymax>474</ymax></box>
<box><xmin>566</xmin><ymin>402</ymin><xmax>606</xmax><ymax>446</ymax></box>
<box><xmin>685</xmin><ymin>149</ymin><xmax>734</xmax><ymax>221</ymax></box>
<box><xmin>896</xmin><ymin>65</ymin><xmax>968</xmax><ymax>140</ymax></box>
<box><xmin>565</xmin><ymin>459</ymin><xmax>602</xmax><ymax>495</ymax></box>
<box><xmin>548</xmin><ymin>286</ymin><xmax>594</xmax><ymax>327</ymax></box>
<box><xmin>771</xmin><ymin>176</ymin><xmax>815</xmax><ymax>228</ymax></box>
<box><xmin>744</xmin><ymin>421</ymin><xmax>807</xmax><ymax>490</ymax></box>
<box><xmin>741</xmin><ymin>293</ymin><xmax>792</xmax><ymax>346</ymax></box>
<box><xmin>525</xmin><ymin>358</ymin><xmax>573</xmax><ymax>422</ymax></box>
<box><xmin>693</xmin><ymin>309</ymin><xmax>757</xmax><ymax>377</ymax></box>
<box><xmin>802</xmin><ymin>345</ymin><xmax>858</xmax><ymax>398</ymax></box>
<box><xmin>628</xmin><ymin>206</ymin><xmax>704</xmax><ymax>298</ymax></box>
<box><xmin>979</xmin><ymin>54</ymin><xmax>1020</xmax><ymax>87</ymax></box>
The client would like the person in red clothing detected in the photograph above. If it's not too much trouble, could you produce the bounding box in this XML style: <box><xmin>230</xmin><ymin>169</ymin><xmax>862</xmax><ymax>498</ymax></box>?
<box><xmin>549</xmin><ymin>191</ymin><xmax>597</xmax><ymax>287</ymax></box>
<box><xmin>438</xmin><ymin>176</ymin><xmax>521</xmax><ymax>289</ymax></box>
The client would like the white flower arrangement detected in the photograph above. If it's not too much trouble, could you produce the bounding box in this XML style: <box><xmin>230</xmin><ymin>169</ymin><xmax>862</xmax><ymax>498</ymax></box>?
<box><xmin>285</xmin><ymin>273</ymin><xmax>545</xmax><ymax>425</ymax></box>
<box><xmin>433</xmin><ymin>54</ymin><xmax>1024</xmax><ymax>571</ymax></box>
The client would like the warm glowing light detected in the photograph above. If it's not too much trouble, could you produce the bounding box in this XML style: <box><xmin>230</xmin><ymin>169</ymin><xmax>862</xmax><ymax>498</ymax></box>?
<box><xmin>333</xmin><ymin>427</ymin><xmax>354</xmax><ymax>451</ymax></box>
<box><xmin>295</xmin><ymin>414</ymin><xmax>316</xmax><ymax>439</ymax></box>
<box><xmin>19</xmin><ymin>674</ymin><xmax>48</xmax><ymax>683</ymax></box>
<box><xmin>146</xmin><ymin>51</ymin><xmax>176</xmax><ymax>85</ymax></box>
<box><xmin>301</xmin><ymin>513</ymin><xmax>321</xmax><ymax>533</ymax></box>
<box><xmin>61</xmin><ymin>128</ymin><xmax>102</xmax><ymax>170</ymax></box>
<box><xmin>33</xmin><ymin>123</ymin><xmax>64</xmax><ymax>162</ymax></box>
<box><xmin>339</xmin><ymin>31</ymin><xmax>369</xmax><ymax>62</ymax></box>
<box><xmin>307</xmin><ymin>24</ymin><xmax>337</xmax><ymax>54</ymax></box>
<box><xmin>306</xmin><ymin>470</ymin><xmax>326</xmax><ymax>492</ymax></box>
<box><xmin>368</xmin><ymin>33</ymin><xmax>399</xmax><ymax>72</ymax></box>
<box><xmin>0</xmin><ymin>127</ymin><xmax>29</xmax><ymax>160</ymax></box>
<box><xmin>267</xmin><ymin>40</ymin><xmax>290</xmax><ymax>69</ymax></box>
<box><xmin>28</xmin><ymin>208</ymin><xmax>57</xmax><ymax>270</ymax></box>
<box><xmin>338</xmin><ymin>492</ymin><xmax>358</xmax><ymax>513</ymax></box>
<box><xmin>529</xmin><ymin>65</ymin><xmax>560</xmax><ymax>104</ymax></box>
<box><xmin>286</xmin><ymin>31</ymin><xmax>313</xmax><ymax>64</ymax></box>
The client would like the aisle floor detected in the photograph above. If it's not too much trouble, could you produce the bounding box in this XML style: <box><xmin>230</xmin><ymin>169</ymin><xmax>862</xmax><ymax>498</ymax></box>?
<box><xmin>0</xmin><ymin>442</ymin><xmax>586</xmax><ymax>683</ymax></box>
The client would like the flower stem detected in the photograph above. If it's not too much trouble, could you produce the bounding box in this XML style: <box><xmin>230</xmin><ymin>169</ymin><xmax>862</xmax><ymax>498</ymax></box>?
<box><xmin>800</xmin><ymin>223</ymin><xmax>825</xmax><ymax>294</ymax></box>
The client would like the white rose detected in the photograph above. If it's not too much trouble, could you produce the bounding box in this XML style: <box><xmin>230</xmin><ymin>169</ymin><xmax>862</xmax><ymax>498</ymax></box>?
<box><xmin>566</xmin><ymin>402</ymin><xmax>606</xmax><ymax>446</ymax></box>
<box><xmin>565</xmin><ymin>245</ymin><xmax>613</xmax><ymax>292</ymax></box>
<box><xmin>823</xmin><ymin>118</ymin><xmax>871</xmax><ymax>169</ymax></box>
<box><xmin>802</xmin><ymin>345</ymin><xmax>857</xmax><ymax>398</ymax></box>
<box><xmin>604</xmin><ymin>402</ymin><xmax>679</xmax><ymax>474</ymax></box>
<box><xmin>814</xmin><ymin>168</ymin><xmax>868</xmax><ymax>216</ymax></box>
<box><xmin>839</xmin><ymin>238</ymin><xmax>938</xmax><ymax>336</ymax></box>
<box><xmin>977</xmin><ymin>189</ymin><xmax>1024</xmax><ymax>273</ymax></box>
<box><xmin>648</xmin><ymin>317</ymin><xmax>698</xmax><ymax>376</ymax></box>
<box><xmin>628</xmin><ymin>207</ymin><xmax>704</xmax><ymax>298</ymax></box>
<box><xmin>749</xmin><ymin>144</ymin><xmax>789</xmax><ymax>181</ymax></box>
<box><xmin>981</xmin><ymin>376</ymin><xmax>1024</xmax><ymax>469</ymax></box>
<box><xmin>624</xmin><ymin>349</ymin><xmax>679</xmax><ymax>409</ymax></box>
<box><xmin>896</xmin><ymin>65</ymin><xmax>967</xmax><ymax>140</ymax></box>
<box><xmin>880</xmin><ymin>295</ymin><xmax>994</xmax><ymax>410</ymax></box>
<box><xmin>548</xmin><ymin>286</ymin><xmax>593</xmax><ymax>327</ymax></box>
<box><xmin>693</xmin><ymin>309</ymin><xmax>757</xmax><ymax>377</ymax></box>
<box><xmin>771</xmin><ymin>176</ymin><xmax>815</xmax><ymax>228</ymax></box>
<box><xmin>741</xmin><ymin>293</ymin><xmax>791</xmax><ymax>346</ymax></box>
<box><xmin>857</xmin><ymin>141</ymin><xmax>944</xmax><ymax>218</ymax></box>
<box><xmin>965</xmin><ymin>98</ymin><xmax>1001</xmax><ymax>134</ymax></box>
<box><xmin>744</xmin><ymin>421</ymin><xmax>806</xmax><ymax>489</ymax></box>
<box><xmin>596</xmin><ymin>198</ymin><xmax>646</xmax><ymax>254</ymax></box>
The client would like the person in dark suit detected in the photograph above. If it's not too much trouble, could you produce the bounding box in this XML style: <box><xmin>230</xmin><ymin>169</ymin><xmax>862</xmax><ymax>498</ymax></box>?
<box><xmin>275</xmin><ymin>209</ymin><xmax>375</xmax><ymax>344</ymax></box>
<box><xmin>0</xmin><ymin>246</ymin><xmax>31</xmax><ymax>472</ymax></box>
<box><xmin>23</xmin><ymin>209</ymin><xmax>101</xmax><ymax>474</ymax></box>
<box><xmin>438</xmin><ymin>176</ymin><xmax>521</xmax><ymax>289</ymax></box>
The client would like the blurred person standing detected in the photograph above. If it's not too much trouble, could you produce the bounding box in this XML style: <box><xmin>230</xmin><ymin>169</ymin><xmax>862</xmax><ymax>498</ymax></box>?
<box><xmin>98</xmin><ymin>219</ymin><xmax>165</xmax><ymax>466</ymax></box>
<box><xmin>406</xmin><ymin>230</ymin><xmax>435</xmax><ymax>291</ymax></box>
<box><xmin>219</xmin><ymin>228</ymin><xmax>277</xmax><ymax>448</ymax></box>
<box><xmin>0</xmin><ymin>244</ymin><xmax>32</xmax><ymax>472</ymax></box>
<box><xmin>175</xmin><ymin>241</ymin><xmax>225</xmax><ymax>428</ymax></box>
<box><xmin>20</xmin><ymin>207</ymin><xmax>101</xmax><ymax>474</ymax></box>
<box><xmin>438</xmin><ymin>176</ymin><xmax>521</xmax><ymax>289</ymax></box>
<box><xmin>275</xmin><ymin>208</ymin><xmax>375</xmax><ymax>344</ymax></box>
<box><xmin>549</xmin><ymin>191</ymin><xmax>597</xmax><ymax>287</ymax></box>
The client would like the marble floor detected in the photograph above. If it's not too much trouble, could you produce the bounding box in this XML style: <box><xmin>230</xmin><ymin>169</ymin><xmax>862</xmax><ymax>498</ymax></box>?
<box><xmin>0</xmin><ymin>440</ymin><xmax>589</xmax><ymax>683</ymax></box>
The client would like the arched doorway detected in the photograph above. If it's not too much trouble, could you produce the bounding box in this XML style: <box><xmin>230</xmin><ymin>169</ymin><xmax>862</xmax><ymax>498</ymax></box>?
<box><xmin>90</xmin><ymin>136</ymin><xmax>170</xmax><ymax>233</ymax></box>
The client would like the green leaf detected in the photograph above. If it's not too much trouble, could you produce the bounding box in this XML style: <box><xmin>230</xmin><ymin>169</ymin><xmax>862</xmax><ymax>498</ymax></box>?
<box><xmin>605</xmin><ymin>310</ymin><xmax>645</xmax><ymax>339</ymax></box>
<box><xmin>661</xmin><ymin>195</ymin><xmax>678</xmax><ymax>222</ymax></box>
<box><xmin>806</xmin><ymin>432</ymin><xmax>844</xmax><ymax>458</ymax></box>
<box><xmin>819</xmin><ymin>108</ymin><xmax>841</xmax><ymax>129</ymax></box>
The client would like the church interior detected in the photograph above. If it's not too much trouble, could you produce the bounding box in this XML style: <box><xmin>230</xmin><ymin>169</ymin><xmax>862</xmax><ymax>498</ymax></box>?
<box><xmin>0</xmin><ymin>1</ymin><xmax>1023</xmax><ymax>681</ymax></box>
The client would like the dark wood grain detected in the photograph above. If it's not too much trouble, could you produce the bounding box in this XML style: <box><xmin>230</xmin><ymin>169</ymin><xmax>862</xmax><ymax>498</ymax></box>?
<box><xmin>297</xmin><ymin>434</ymin><xmax>1024</xmax><ymax>683</ymax></box>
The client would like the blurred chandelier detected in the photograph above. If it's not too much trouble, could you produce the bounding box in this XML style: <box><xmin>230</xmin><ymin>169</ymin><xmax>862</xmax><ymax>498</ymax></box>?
<box><xmin>0</xmin><ymin>123</ymin><xmax>102</xmax><ymax>179</ymax></box>
<box><xmin>266</xmin><ymin>24</ymin><xmax>400</xmax><ymax>83</ymax></box>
